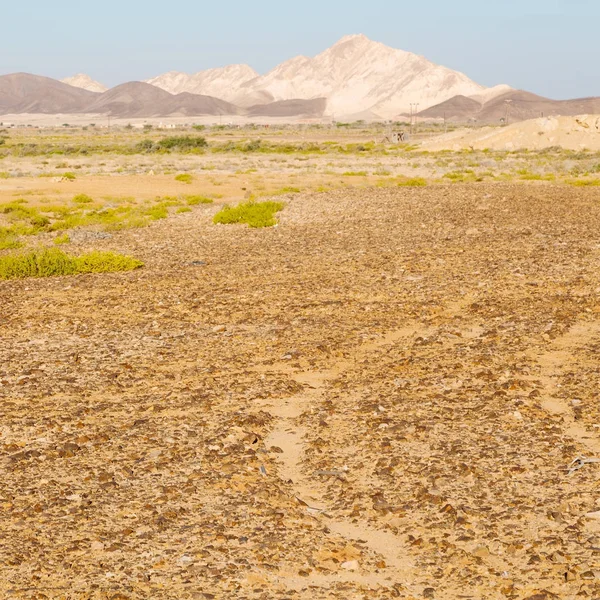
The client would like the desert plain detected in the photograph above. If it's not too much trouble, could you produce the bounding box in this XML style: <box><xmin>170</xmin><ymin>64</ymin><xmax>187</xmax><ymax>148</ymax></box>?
<box><xmin>1</xmin><ymin>122</ymin><xmax>600</xmax><ymax>600</ymax></box>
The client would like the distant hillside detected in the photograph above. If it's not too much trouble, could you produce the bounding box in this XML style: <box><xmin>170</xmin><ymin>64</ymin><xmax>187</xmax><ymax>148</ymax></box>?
<box><xmin>247</xmin><ymin>98</ymin><xmax>327</xmax><ymax>118</ymax></box>
<box><xmin>419</xmin><ymin>90</ymin><xmax>600</xmax><ymax>123</ymax></box>
<box><xmin>0</xmin><ymin>74</ymin><xmax>316</xmax><ymax>118</ymax></box>
<box><xmin>82</xmin><ymin>82</ymin><xmax>241</xmax><ymax>118</ymax></box>
<box><xmin>0</xmin><ymin>73</ymin><xmax>98</xmax><ymax>114</ymax></box>
<box><xmin>417</xmin><ymin>95</ymin><xmax>482</xmax><ymax>121</ymax></box>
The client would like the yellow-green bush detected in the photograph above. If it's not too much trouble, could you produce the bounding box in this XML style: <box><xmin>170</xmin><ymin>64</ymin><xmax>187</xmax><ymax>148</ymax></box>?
<box><xmin>73</xmin><ymin>194</ymin><xmax>93</xmax><ymax>204</ymax></box>
<box><xmin>397</xmin><ymin>177</ymin><xmax>427</xmax><ymax>187</ymax></box>
<box><xmin>175</xmin><ymin>173</ymin><xmax>193</xmax><ymax>184</ymax></box>
<box><xmin>0</xmin><ymin>248</ymin><xmax>143</xmax><ymax>279</ymax></box>
<box><xmin>213</xmin><ymin>200</ymin><xmax>284</xmax><ymax>228</ymax></box>
<box><xmin>186</xmin><ymin>195</ymin><xmax>213</xmax><ymax>205</ymax></box>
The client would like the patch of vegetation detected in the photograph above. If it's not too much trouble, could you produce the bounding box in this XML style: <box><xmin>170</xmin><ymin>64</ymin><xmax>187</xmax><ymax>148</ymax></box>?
<box><xmin>397</xmin><ymin>177</ymin><xmax>427</xmax><ymax>187</ymax></box>
<box><xmin>516</xmin><ymin>168</ymin><xmax>555</xmax><ymax>181</ymax></box>
<box><xmin>213</xmin><ymin>200</ymin><xmax>284</xmax><ymax>228</ymax></box>
<box><xmin>176</xmin><ymin>207</ymin><xmax>192</xmax><ymax>214</ymax></box>
<box><xmin>186</xmin><ymin>195</ymin><xmax>213</xmax><ymax>206</ymax></box>
<box><xmin>342</xmin><ymin>171</ymin><xmax>368</xmax><ymax>177</ymax></box>
<box><xmin>175</xmin><ymin>173</ymin><xmax>193</xmax><ymax>184</ymax></box>
<box><xmin>0</xmin><ymin>235</ymin><xmax>22</xmax><ymax>250</ymax></box>
<box><xmin>442</xmin><ymin>170</ymin><xmax>479</xmax><ymax>183</ymax></box>
<box><xmin>567</xmin><ymin>178</ymin><xmax>600</xmax><ymax>187</ymax></box>
<box><xmin>73</xmin><ymin>193</ymin><xmax>94</xmax><ymax>204</ymax></box>
<box><xmin>159</xmin><ymin>136</ymin><xmax>207</xmax><ymax>151</ymax></box>
<box><xmin>0</xmin><ymin>248</ymin><xmax>143</xmax><ymax>279</ymax></box>
<box><xmin>63</xmin><ymin>172</ymin><xmax>77</xmax><ymax>180</ymax></box>
<box><xmin>271</xmin><ymin>186</ymin><xmax>301</xmax><ymax>195</ymax></box>
<box><xmin>53</xmin><ymin>233</ymin><xmax>70</xmax><ymax>245</ymax></box>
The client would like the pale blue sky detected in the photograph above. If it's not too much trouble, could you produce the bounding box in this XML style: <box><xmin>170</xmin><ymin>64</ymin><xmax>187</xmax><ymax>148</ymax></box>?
<box><xmin>1</xmin><ymin>0</ymin><xmax>598</xmax><ymax>99</ymax></box>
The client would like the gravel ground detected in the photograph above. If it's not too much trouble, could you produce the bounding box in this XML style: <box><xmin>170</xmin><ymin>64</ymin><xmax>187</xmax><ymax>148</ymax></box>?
<box><xmin>1</xmin><ymin>184</ymin><xmax>600</xmax><ymax>599</ymax></box>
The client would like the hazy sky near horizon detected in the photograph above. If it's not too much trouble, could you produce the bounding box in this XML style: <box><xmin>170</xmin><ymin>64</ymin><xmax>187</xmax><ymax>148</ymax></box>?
<box><xmin>1</xmin><ymin>0</ymin><xmax>598</xmax><ymax>99</ymax></box>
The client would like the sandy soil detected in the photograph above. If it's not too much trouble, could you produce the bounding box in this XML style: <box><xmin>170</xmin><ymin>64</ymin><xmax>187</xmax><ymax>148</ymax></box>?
<box><xmin>422</xmin><ymin>115</ymin><xmax>600</xmax><ymax>151</ymax></box>
<box><xmin>2</xmin><ymin>183</ymin><xmax>600</xmax><ymax>598</ymax></box>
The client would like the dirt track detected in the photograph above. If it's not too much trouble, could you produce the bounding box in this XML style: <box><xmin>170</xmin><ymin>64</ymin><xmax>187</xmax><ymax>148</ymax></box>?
<box><xmin>2</xmin><ymin>184</ymin><xmax>600</xmax><ymax>599</ymax></box>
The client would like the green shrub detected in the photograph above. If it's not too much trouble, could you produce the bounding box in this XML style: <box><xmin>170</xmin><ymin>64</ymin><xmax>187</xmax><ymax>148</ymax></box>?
<box><xmin>135</xmin><ymin>139</ymin><xmax>156</xmax><ymax>152</ymax></box>
<box><xmin>159</xmin><ymin>136</ymin><xmax>207</xmax><ymax>151</ymax></box>
<box><xmin>142</xmin><ymin>205</ymin><xmax>169</xmax><ymax>220</ymax></box>
<box><xmin>0</xmin><ymin>172</ymin><xmax>9</xmax><ymax>179</ymax></box>
<box><xmin>0</xmin><ymin>236</ymin><xmax>22</xmax><ymax>250</ymax></box>
<box><xmin>342</xmin><ymin>171</ymin><xmax>368</xmax><ymax>176</ymax></box>
<box><xmin>73</xmin><ymin>193</ymin><xmax>93</xmax><ymax>204</ymax></box>
<box><xmin>62</xmin><ymin>172</ymin><xmax>77</xmax><ymax>180</ymax></box>
<box><xmin>397</xmin><ymin>177</ymin><xmax>427</xmax><ymax>187</ymax></box>
<box><xmin>186</xmin><ymin>195</ymin><xmax>213</xmax><ymax>205</ymax></box>
<box><xmin>176</xmin><ymin>207</ymin><xmax>192</xmax><ymax>213</ymax></box>
<box><xmin>243</xmin><ymin>139</ymin><xmax>262</xmax><ymax>152</ymax></box>
<box><xmin>568</xmin><ymin>178</ymin><xmax>600</xmax><ymax>186</ymax></box>
<box><xmin>53</xmin><ymin>233</ymin><xmax>70</xmax><ymax>245</ymax></box>
<box><xmin>213</xmin><ymin>200</ymin><xmax>284</xmax><ymax>228</ymax></box>
<box><xmin>0</xmin><ymin>248</ymin><xmax>143</xmax><ymax>279</ymax></box>
<box><xmin>175</xmin><ymin>173</ymin><xmax>193</xmax><ymax>184</ymax></box>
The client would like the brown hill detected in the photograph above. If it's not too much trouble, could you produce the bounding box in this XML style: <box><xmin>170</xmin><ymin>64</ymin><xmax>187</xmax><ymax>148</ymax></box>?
<box><xmin>479</xmin><ymin>90</ymin><xmax>600</xmax><ymax>122</ymax></box>
<box><xmin>247</xmin><ymin>98</ymin><xmax>327</xmax><ymax>118</ymax></box>
<box><xmin>81</xmin><ymin>82</ymin><xmax>174</xmax><ymax>117</ymax></box>
<box><xmin>166</xmin><ymin>92</ymin><xmax>241</xmax><ymax>117</ymax></box>
<box><xmin>418</xmin><ymin>95</ymin><xmax>482</xmax><ymax>120</ymax></box>
<box><xmin>83</xmin><ymin>82</ymin><xmax>240</xmax><ymax>117</ymax></box>
<box><xmin>419</xmin><ymin>90</ymin><xmax>600</xmax><ymax>123</ymax></box>
<box><xmin>0</xmin><ymin>73</ymin><xmax>98</xmax><ymax>114</ymax></box>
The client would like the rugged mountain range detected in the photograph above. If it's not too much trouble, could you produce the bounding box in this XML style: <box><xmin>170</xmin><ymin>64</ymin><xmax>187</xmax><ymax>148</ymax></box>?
<box><xmin>4</xmin><ymin>35</ymin><xmax>599</xmax><ymax>121</ymax></box>
<box><xmin>0</xmin><ymin>75</ymin><xmax>320</xmax><ymax>118</ymax></box>
<box><xmin>146</xmin><ymin>65</ymin><xmax>258</xmax><ymax>103</ymax></box>
<box><xmin>145</xmin><ymin>34</ymin><xmax>512</xmax><ymax>119</ymax></box>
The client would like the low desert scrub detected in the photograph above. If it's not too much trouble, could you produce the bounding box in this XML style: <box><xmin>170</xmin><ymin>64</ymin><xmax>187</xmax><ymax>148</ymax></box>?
<box><xmin>270</xmin><ymin>186</ymin><xmax>301</xmax><ymax>195</ymax></box>
<box><xmin>53</xmin><ymin>233</ymin><xmax>70</xmax><ymax>245</ymax></box>
<box><xmin>176</xmin><ymin>207</ymin><xmax>192</xmax><ymax>214</ymax></box>
<box><xmin>342</xmin><ymin>171</ymin><xmax>368</xmax><ymax>177</ymax></box>
<box><xmin>73</xmin><ymin>193</ymin><xmax>94</xmax><ymax>204</ymax></box>
<box><xmin>186</xmin><ymin>195</ymin><xmax>213</xmax><ymax>206</ymax></box>
<box><xmin>567</xmin><ymin>178</ymin><xmax>600</xmax><ymax>186</ymax></box>
<box><xmin>0</xmin><ymin>248</ymin><xmax>143</xmax><ymax>279</ymax></box>
<box><xmin>0</xmin><ymin>234</ymin><xmax>22</xmax><ymax>250</ymax></box>
<box><xmin>175</xmin><ymin>173</ymin><xmax>193</xmax><ymax>184</ymax></box>
<box><xmin>397</xmin><ymin>177</ymin><xmax>427</xmax><ymax>187</ymax></box>
<box><xmin>136</xmin><ymin>136</ymin><xmax>208</xmax><ymax>154</ymax></box>
<box><xmin>516</xmin><ymin>169</ymin><xmax>555</xmax><ymax>181</ymax></box>
<box><xmin>213</xmin><ymin>200</ymin><xmax>284</xmax><ymax>228</ymax></box>
<box><xmin>443</xmin><ymin>169</ymin><xmax>479</xmax><ymax>183</ymax></box>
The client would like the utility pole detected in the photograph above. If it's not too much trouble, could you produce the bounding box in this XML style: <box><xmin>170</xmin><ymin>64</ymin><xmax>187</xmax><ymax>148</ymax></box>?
<box><xmin>415</xmin><ymin>103</ymin><xmax>419</xmax><ymax>134</ymax></box>
<box><xmin>504</xmin><ymin>100</ymin><xmax>512</xmax><ymax>126</ymax></box>
<box><xmin>410</xmin><ymin>103</ymin><xmax>419</xmax><ymax>136</ymax></box>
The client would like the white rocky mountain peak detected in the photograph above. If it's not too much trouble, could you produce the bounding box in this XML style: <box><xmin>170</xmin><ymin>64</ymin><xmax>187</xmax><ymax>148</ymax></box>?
<box><xmin>145</xmin><ymin>34</ymin><xmax>511</xmax><ymax>118</ymax></box>
<box><xmin>146</xmin><ymin>64</ymin><xmax>259</xmax><ymax>103</ymax></box>
<box><xmin>61</xmin><ymin>74</ymin><xmax>107</xmax><ymax>93</ymax></box>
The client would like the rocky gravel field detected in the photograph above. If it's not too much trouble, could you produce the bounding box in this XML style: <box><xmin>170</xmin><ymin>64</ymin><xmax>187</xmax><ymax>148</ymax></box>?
<box><xmin>2</xmin><ymin>184</ymin><xmax>600</xmax><ymax>599</ymax></box>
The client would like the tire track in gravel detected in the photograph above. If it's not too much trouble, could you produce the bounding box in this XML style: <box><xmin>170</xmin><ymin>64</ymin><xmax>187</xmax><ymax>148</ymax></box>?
<box><xmin>258</xmin><ymin>326</ymin><xmax>435</xmax><ymax>593</ymax></box>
